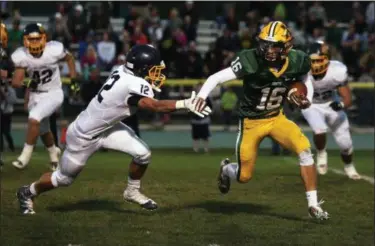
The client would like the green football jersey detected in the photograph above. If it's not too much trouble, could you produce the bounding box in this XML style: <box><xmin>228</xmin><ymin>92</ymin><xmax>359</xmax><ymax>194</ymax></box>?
<box><xmin>230</xmin><ymin>48</ymin><xmax>311</xmax><ymax>119</ymax></box>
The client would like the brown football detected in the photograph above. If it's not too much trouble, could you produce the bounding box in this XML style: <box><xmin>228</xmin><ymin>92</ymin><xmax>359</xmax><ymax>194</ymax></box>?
<box><xmin>288</xmin><ymin>82</ymin><xmax>307</xmax><ymax>96</ymax></box>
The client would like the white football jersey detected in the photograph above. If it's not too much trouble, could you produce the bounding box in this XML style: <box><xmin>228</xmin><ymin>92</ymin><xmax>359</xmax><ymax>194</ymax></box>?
<box><xmin>11</xmin><ymin>41</ymin><xmax>67</xmax><ymax>91</ymax></box>
<box><xmin>73</xmin><ymin>66</ymin><xmax>154</xmax><ymax>138</ymax></box>
<box><xmin>305</xmin><ymin>60</ymin><xmax>348</xmax><ymax>103</ymax></box>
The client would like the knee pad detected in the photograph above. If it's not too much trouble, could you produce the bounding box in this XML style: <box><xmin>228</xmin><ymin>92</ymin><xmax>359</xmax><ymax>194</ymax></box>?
<box><xmin>133</xmin><ymin>150</ymin><xmax>151</xmax><ymax>165</ymax></box>
<box><xmin>299</xmin><ymin>148</ymin><xmax>314</xmax><ymax>166</ymax></box>
<box><xmin>51</xmin><ymin>169</ymin><xmax>75</xmax><ymax>187</ymax></box>
<box><xmin>336</xmin><ymin>134</ymin><xmax>353</xmax><ymax>155</ymax></box>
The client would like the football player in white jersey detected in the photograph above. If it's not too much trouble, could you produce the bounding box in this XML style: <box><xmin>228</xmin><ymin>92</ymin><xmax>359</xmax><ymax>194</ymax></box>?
<box><xmin>16</xmin><ymin>44</ymin><xmax>212</xmax><ymax>214</ymax></box>
<box><xmin>302</xmin><ymin>41</ymin><xmax>361</xmax><ymax>179</ymax></box>
<box><xmin>10</xmin><ymin>23</ymin><xmax>78</xmax><ymax>170</ymax></box>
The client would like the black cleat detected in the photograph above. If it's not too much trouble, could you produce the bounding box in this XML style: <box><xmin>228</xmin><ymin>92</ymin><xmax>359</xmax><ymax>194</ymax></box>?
<box><xmin>218</xmin><ymin>158</ymin><xmax>231</xmax><ymax>194</ymax></box>
<box><xmin>140</xmin><ymin>200</ymin><xmax>158</xmax><ymax>210</ymax></box>
<box><xmin>16</xmin><ymin>185</ymin><xmax>35</xmax><ymax>215</ymax></box>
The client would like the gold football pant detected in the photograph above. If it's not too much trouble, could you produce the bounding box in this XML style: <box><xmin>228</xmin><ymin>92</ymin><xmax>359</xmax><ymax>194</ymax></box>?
<box><xmin>236</xmin><ymin>112</ymin><xmax>311</xmax><ymax>183</ymax></box>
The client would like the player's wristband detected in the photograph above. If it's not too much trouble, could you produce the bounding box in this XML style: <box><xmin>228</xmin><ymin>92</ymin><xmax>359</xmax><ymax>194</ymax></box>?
<box><xmin>175</xmin><ymin>100</ymin><xmax>186</xmax><ymax>109</ymax></box>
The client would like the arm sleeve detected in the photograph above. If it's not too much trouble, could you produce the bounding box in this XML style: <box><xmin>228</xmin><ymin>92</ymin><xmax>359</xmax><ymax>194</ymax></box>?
<box><xmin>197</xmin><ymin>67</ymin><xmax>237</xmax><ymax>99</ymax></box>
<box><xmin>304</xmin><ymin>76</ymin><xmax>314</xmax><ymax>102</ymax></box>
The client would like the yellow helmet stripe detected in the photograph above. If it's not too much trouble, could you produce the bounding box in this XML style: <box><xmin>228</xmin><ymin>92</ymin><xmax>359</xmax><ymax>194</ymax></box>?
<box><xmin>269</xmin><ymin>21</ymin><xmax>279</xmax><ymax>38</ymax></box>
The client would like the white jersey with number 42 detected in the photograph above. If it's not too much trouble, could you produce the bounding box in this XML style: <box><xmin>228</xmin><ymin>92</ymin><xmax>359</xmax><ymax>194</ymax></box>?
<box><xmin>73</xmin><ymin>66</ymin><xmax>154</xmax><ymax>138</ymax></box>
<box><xmin>11</xmin><ymin>41</ymin><xmax>67</xmax><ymax>91</ymax></box>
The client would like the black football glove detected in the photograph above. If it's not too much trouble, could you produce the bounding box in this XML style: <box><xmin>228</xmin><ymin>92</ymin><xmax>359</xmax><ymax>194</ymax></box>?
<box><xmin>329</xmin><ymin>101</ymin><xmax>345</xmax><ymax>111</ymax></box>
<box><xmin>70</xmin><ymin>78</ymin><xmax>80</xmax><ymax>95</ymax></box>
<box><xmin>23</xmin><ymin>78</ymin><xmax>39</xmax><ymax>90</ymax></box>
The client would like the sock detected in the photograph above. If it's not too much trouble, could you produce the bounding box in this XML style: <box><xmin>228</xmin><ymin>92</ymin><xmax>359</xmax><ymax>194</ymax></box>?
<box><xmin>223</xmin><ymin>163</ymin><xmax>238</xmax><ymax>180</ymax></box>
<box><xmin>29</xmin><ymin>182</ymin><xmax>38</xmax><ymax>196</ymax></box>
<box><xmin>127</xmin><ymin>177</ymin><xmax>140</xmax><ymax>190</ymax></box>
<box><xmin>317</xmin><ymin>149</ymin><xmax>327</xmax><ymax>156</ymax></box>
<box><xmin>47</xmin><ymin>145</ymin><xmax>58</xmax><ymax>163</ymax></box>
<box><xmin>306</xmin><ymin>190</ymin><xmax>318</xmax><ymax>207</ymax></box>
<box><xmin>18</xmin><ymin>143</ymin><xmax>34</xmax><ymax>164</ymax></box>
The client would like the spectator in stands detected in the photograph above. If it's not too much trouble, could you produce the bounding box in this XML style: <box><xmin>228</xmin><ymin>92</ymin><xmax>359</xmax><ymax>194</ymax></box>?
<box><xmin>172</xmin><ymin>27</ymin><xmax>187</xmax><ymax>49</ymax></box>
<box><xmin>224</xmin><ymin>6</ymin><xmax>239</xmax><ymax>32</ymax></box>
<box><xmin>78</xmin><ymin>31</ymin><xmax>96</xmax><ymax>60</ymax></box>
<box><xmin>306</xmin><ymin>2</ymin><xmax>325</xmax><ymax>35</ymax></box>
<box><xmin>168</xmin><ymin>8</ymin><xmax>183</xmax><ymax>33</ymax></box>
<box><xmin>215</xmin><ymin>28</ymin><xmax>240</xmax><ymax>68</ymax></box>
<box><xmin>273</xmin><ymin>2</ymin><xmax>287</xmax><ymax>21</ymax></box>
<box><xmin>148</xmin><ymin>18</ymin><xmax>163</xmax><ymax>48</ymax></box>
<box><xmin>80</xmin><ymin>68</ymin><xmax>103</xmax><ymax>105</ymax></box>
<box><xmin>359</xmin><ymin>34</ymin><xmax>375</xmax><ymax>81</ymax></box>
<box><xmin>67</xmin><ymin>4</ymin><xmax>87</xmax><ymax>42</ymax></box>
<box><xmin>50</xmin><ymin>12</ymin><xmax>72</xmax><ymax>48</ymax></box>
<box><xmin>97</xmin><ymin>32</ymin><xmax>116</xmax><ymax>71</ymax></box>
<box><xmin>110</xmin><ymin>54</ymin><xmax>126</xmax><ymax>73</ymax></box>
<box><xmin>89</xmin><ymin>4</ymin><xmax>110</xmax><ymax>33</ymax></box>
<box><xmin>308</xmin><ymin>1</ymin><xmax>327</xmax><ymax>23</ymax></box>
<box><xmin>220</xmin><ymin>86</ymin><xmax>237</xmax><ymax>131</ymax></box>
<box><xmin>366</xmin><ymin>2</ymin><xmax>375</xmax><ymax>32</ymax></box>
<box><xmin>291</xmin><ymin>20</ymin><xmax>308</xmax><ymax>50</ymax></box>
<box><xmin>131</xmin><ymin>25</ymin><xmax>148</xmax><ymax>45</ymax></box>
<box><xmin>183</xmin><ymin>15</ymin><xmax>197</xmax><ymax>42</ymax></box>
<box><xmin>326</xmin><ymin>20</ymin><xmax>344</xmax><ymax>50</ymax></box>
<box><xmin>352</xmin><ymin>2</ymin><xmax>367</xmax><ymax>35</ymax></box>
<box><xmin>147</xmin><ymin>6</ymin><xmax>160</xmax><ymax>27</ymax></box>
<box><xmin>191</xmin><ymin>82</ymin><xmax>212</xmax><ymax>153</ymax></box>
<box><xmin>203</xmin><ymin>42</ymin><xmax>222</xmax><ymax>77</ymax></box>
<box><xmin>180</xmin><ymin>1</ymin><xmax>199</xmax><ymax>26</ymax></box>
<box><xmin>181</xmin><ymin>41</ymin><xmax>203</xmax><ymax>78</ymax></box>
<box><xmin>7</xmin><ymin>19</ymin><xmax>22</xmax><ymax>52</ymax></box>
<box><xmin>60</xmin><ymin>52</ymin><xmax>82</xmax><ymax>78</ymax></box>
<box><xmin>81</xmin><ymin>45</ymin><xmax>98</xmax><ymax>80</ymax></box>
<box><xmin>341</xmin><ymin>23</ymin><xmax>361</xmax><ymax>79</ymax></box>
<box><xmin>124</xmin><ymin>6</ymin><xmax>139</xmax><ymax>35</ymax></box>
<box><xmin>239</xmin><ymin>27</ymin><xmax>254</xmax><ymax>50</ymax></box>
<box><xmin>0</xmin><ymin>83</ymin><xmax>16</xmax><ymax>153</ymax></box>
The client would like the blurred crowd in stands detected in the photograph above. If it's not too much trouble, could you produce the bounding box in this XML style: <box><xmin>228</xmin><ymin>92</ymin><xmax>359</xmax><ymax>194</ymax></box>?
<box><xmin>2</xmin><ymin>1</ymin><xmax>374</xmax><ymax>83</ymax></box>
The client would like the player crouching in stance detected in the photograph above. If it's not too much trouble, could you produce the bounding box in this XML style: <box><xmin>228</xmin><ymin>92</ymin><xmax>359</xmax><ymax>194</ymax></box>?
<box><xmin>11</xmin><ymin>23</ymin><xmax>78</xmax><ymax>170</ymax></box>
<box><xmin>16</xmin><ymin>44</ymin><xmax>212</xmax><ymax>214</ymax></box>
<box><xmin>194</xmin><ymin>21</ymin><xmax>329</xmax><ymax>220</ymax></box>
<box><xmin>301</xmin><ymin>41</ymin><xmax>361</xmax><ymax>179</ymax></box>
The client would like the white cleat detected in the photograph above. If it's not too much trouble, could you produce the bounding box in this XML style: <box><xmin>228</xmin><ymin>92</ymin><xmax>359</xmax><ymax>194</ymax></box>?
<box><xmin>12</xmin><ymin>159</ymin><xmax>28</xmax><ymax>170</ymax></box>
<box><xmin>344</xmin><ymin>164</ymin><xmax>361</xmax><ymax>180</ymax></box>
<box><xmin>316</xmin><ymin>151</ymin><xmax>328</xmax><ymax>175</ymax></box>
<box><xmin>308</xmin><ymin>200</ymin><xmax>329</xmax><ymax>220</ymax></box>
<box><xmin>123</xmin><ymin>189</ymin><xmax>158</xmax><ymax>210</ymax></box>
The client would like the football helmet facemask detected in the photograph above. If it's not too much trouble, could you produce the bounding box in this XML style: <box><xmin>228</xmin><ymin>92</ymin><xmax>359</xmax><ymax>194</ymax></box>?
<box><xmin>307</xmin><ymin>41</ymin><xmax>330</xmax><ymax>78</ymax></box>
<box><xmin>257</xmin><ymin>21</ymin><xmax>293</xmax><ymax>66</ymax></box>
<box><xmin>23</xmin><ymin>23</ymin><xmax>47</xmax><ymax>57</ymax></box>
<box><xmin>125</xmin><ymin>44</ymin><xmax>166</xmax><ymax>92</ymax></box>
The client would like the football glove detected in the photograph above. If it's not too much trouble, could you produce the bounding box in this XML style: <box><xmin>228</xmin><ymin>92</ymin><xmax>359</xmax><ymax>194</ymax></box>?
<box><xmin>69</xmin><ymin>78</ymin><xmax>80</xmax><ymax>95</ymax></box>
<box><xmin>176</xmin><ymin>91</ymin><xmax>212</xmax><ymax>118</ymax></box>
<box><xmin>329</xmin><ymin>101</ymin><xmax>344</xmax><ymax>111</ymax></box>
<box><xmin>287</xmin><ymin>89</ymin><xmax>311</xmax><ymax>109</ymax></box>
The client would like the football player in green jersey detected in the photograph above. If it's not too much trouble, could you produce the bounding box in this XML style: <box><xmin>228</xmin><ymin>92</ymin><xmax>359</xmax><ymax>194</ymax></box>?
<box><xmin>195</xmin><ymin>21</ymin><xmax>329</xmax><ymax>220</ymax></box>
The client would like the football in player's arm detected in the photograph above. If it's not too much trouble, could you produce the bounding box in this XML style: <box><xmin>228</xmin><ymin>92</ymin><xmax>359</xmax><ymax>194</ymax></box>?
<box><xmin>194</xmin><ymin>21</ymin><xmax>329</xmax><ymax>220</ymax></box>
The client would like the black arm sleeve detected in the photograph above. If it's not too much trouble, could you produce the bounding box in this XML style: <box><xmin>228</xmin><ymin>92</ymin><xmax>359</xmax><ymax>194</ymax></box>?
<box><xmin>127</xmin><ymin>93</ymin><xmax>145</xmax><ymax>107</ymax></box>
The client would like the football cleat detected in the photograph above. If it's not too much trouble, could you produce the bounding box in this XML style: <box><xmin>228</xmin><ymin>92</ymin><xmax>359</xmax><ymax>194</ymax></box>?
<box><xmin>316</xmin><ymin>151</ymin><xmax>328</xmax><ymax>175</ymax></box>
<box><xmin>12</xmin><ymin>159</ymin><xmax>27</xmax><ymax>170</ymax></box>
<box><xmin>218</xmin><ymin>158</ymin><xmax>231</xmax><ymax>194</ymax></box>
<box><xmin>308</xmin><ymin>200</ymin><xmax>329</xmax><ymax>220</ymax></box>
<box><xmin>16</xmin><ymin>185</ymin><xmax>36</xmax><ymax>215</ymax></box>
<box><xmin>123</xmin><ymin>189</ymin><xmax>158</xmax><ymax>210</ymax></box>
<box><xmin>344</xmin><ymin>164</ymin><xmax>361</xmax><ymax>180</ymax></box>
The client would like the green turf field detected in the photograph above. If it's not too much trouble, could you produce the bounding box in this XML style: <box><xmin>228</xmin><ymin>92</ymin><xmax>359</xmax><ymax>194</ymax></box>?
<box><xmin>1</xmin><ymin>149</ymin><xmax>374</xmax><ymax>246</ymax></box>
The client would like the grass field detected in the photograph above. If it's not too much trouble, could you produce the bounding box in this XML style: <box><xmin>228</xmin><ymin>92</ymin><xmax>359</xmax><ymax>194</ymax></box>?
<box><xmin>1</xmin><ymin>149</ymin><xmax>374</xmax><ymax>246</ymax></box>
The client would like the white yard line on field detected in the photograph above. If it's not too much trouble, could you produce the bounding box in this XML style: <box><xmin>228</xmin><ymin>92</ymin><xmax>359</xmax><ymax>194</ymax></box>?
<box><xmin>281</xmin><ymin>157</ymin><xmax>374</xmax><ymax>186</ymax></box>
